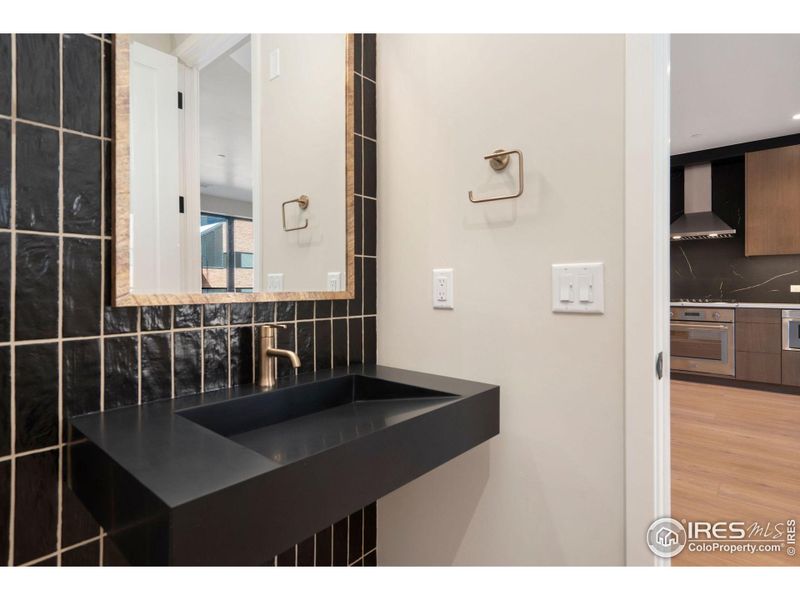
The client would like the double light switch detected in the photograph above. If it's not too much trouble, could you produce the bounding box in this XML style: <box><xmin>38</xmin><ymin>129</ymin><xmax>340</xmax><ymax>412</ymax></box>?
<box><xmin>552</xmin><ymin>263</ymin><xmax>604</xmax><ymax>314</ymax></box>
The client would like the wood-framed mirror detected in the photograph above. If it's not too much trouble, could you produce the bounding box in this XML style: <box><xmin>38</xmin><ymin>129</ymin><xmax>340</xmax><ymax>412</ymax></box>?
<box><xmin>113</xmin><ymin>34</ymin><xmax>355</xmax><ymax>306</ymax></box>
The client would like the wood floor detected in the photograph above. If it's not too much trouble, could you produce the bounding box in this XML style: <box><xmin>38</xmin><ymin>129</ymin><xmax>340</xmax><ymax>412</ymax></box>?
<box><xmin>671</xmin><ymin>380</ymin><xmax>800</xmax><ymax>566</ymax></box>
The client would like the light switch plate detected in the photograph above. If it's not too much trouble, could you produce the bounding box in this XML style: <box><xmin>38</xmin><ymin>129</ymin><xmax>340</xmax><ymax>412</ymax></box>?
<box><xmin>267</xmin><ymin>273</ymin><xmax>284</xmax><ymax>292</ymax></box>
<box><xmin>432</xmin><ymin>268</ymin><xmax>454</xmax><ymax>309</ymax></box>
<box><xmin>552</xmin><ymin>263</ymin><xmax>604</xmax><ymax>314</ymax></box>
<box><xmin>791</xmin><ymin>285</ymin><xmax>800</xmax><ymax>293</ymax></box>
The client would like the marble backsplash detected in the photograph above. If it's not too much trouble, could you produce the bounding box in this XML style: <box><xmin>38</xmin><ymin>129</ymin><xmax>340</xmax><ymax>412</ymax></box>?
<box><xmin>671</xmin><ymin>157</ymin><xmax>800</xmax><ymax>303</ymax></box>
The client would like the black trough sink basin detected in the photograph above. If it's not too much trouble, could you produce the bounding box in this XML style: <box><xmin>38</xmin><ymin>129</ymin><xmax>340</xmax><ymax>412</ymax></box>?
<box><xmin>68</xmin><ymin>365</ymin><xmax>499</xmax><ymax>565</ymax></box>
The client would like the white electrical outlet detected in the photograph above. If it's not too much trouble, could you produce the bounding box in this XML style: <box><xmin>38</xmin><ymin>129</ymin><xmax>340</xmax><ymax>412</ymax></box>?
<box><xmin>267</xmin><ymin>273</ymin><xmax>284</xmax><ymax>292</ymax></box>
<box><xmin>432</xmin><ymin>268</ymin><xmax>454</xmax><ymax>309</ymax></box>
<box><xmin>791</xmin><ymin>285</ymin><xmax>800</xmax><ymax>293</ymax></box>
<box><xmin>327</xmin><ymin>272</ymin><xmax>343</xmax><ymax>292</ymax></box>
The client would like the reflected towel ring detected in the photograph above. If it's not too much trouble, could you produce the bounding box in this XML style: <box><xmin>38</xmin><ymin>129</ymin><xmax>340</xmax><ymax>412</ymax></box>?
<box><xmin>468</xmin><ymin>149</ymin><xmax>524</xmax><ymax>203</ymax></box>
<box><xmin>282</xmin><ymin>195</ymin><xmax>310</xmax><ymax>231</ymax></box>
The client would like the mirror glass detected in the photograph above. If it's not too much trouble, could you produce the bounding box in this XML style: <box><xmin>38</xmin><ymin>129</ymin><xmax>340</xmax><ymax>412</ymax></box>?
<box><xmin>120</xmin><ymin>34</ymin><xmax>352</xmax><ymax>300</ymax></box>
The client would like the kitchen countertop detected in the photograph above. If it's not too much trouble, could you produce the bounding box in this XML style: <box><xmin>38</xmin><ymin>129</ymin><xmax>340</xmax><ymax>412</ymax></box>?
<box><xmin>671</xmin><ymin>301</ymin><xmax>800</xmax><ymax>309</ymax></box>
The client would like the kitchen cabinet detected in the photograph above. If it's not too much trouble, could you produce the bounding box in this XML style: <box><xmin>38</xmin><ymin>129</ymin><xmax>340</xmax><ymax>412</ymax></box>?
<box><xmin>781</xmin><ymin>351</ymin><xmax>800</xmax><ymax>387</ymax></box>
<box><xmin>735</xmin><ymin>308</ymin><xmax>781</xmax><ymax>384</ymax></box>
<box><xmin>745</xmin><ymin>144</ymin><xmax>800</xmax><ymax>256</ymax></box>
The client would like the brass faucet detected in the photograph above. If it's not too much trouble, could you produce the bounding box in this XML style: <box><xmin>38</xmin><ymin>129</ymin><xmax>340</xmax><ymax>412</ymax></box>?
<box><xmin>259</xmin><ymin>324</ymin><xmax>301</xmax><ymax>387</ymax></box>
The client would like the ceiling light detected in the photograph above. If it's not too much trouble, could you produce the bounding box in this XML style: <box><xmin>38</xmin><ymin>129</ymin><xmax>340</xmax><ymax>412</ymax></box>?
<box><xmin>793</xmin><ymin>114</ymin><xmax>800</xmax><ymax>120</ymax></box>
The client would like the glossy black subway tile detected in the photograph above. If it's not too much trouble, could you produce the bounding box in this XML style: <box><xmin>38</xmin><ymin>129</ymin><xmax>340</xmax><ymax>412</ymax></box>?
<box><xmin>349</xmin><ymin>257</ymin><xmax>363</xmax><ymax>316</ymax></box>
<box><xmin>0</xmin><ymin>347</ymin><xmax>9</xmax><ymax>456</ymax></box>
<box><xmin>0</xmin><ymin>231</ymin><xmax>9</xmax><ymax>341</ymax></box>
<box><xmin>332</xmin><ymin>517</ymin><xmax>348</xmax><ymax>566</ymax></box>
<box><xmin>348</xmin><ymin>509</ymin><xmax>363</xmax><ymax>564</ymax></box>
<box><xmin>102</xmin><ymin>537</ymin><xmax>130</xmax><ymax>566</ymax></box>
<box><xmin>315</xmin><ymin>526</ymin><xmax>332</xmax><ymax>566</ymax></box>
<box><xmin>316</xmin><ymin>300</ymin><xmax>331</xmax><ymax>319</ymax></box>
<box><xmin>354</xmin><ymin>135</ymin><xmax>363</xmax><ymax>196</ymax></box>
<box><xmin>15</xmin><ymin>233</ymin><xmax>59</xmax><ymax>340</ymax></box>
<box><xmin>230</xmin><ymin>326</ymin><xmax>253</xmax><ymax>386</ymax></box>
<box><xmin>364</xmin><ymin>502</ymin><xmax>377</xmax><ymax>552</ymax></box>
<box><xmin>354</xmin><ymin>75</ymin><xmax>362</xmax><ymax>136</ymax></box>
<box><xmin>332</xmin><ymin>299</ymin><xmax>348</xmax><ymax>318</ymax></box>
<box><xmin>203</xmin><ymin>303</ymin><xmax>227</xmax><ymax>326</ymax></box>
<box><xmin>0</xmin><ymin>34</ymin><xmax>10</xmax><ymax>116</ymax></box>
<box><xmin>364</xmin><ymin>316</ymin><xmax>376</xmax><ymax>365</ymax></box>
<box><xmin>297</xmin><ymin>301</ymin><xmax>314</xmax><ymax>320</ymax></box>
<box><xmin>15</xmin><ymin>343</ymin><xmax>58</xmax><ymax>452</ymax></box>
<box><xmin>102</xmin><ymin>41</ymin><xmax>112</xmax><ymax>138</ymax></box>
<box><xmin>141</xmin><ymin>333</ymin><xmax>172</xmax><ymax>402</ymax></box>
<box><xmin>63</xmin><ymin>133</ymin><xmax>101</xmax><ymax>235</ymax></box>
<box><xmin>354</xmin><ymin>34</ymin><xmax>363</xmax><ymax>75</ymax></box>
<box><xmin>63</xmin><ymin>34</ymin><xmax>101</xmax><ymax>136</ymax></box>
<box><xmin>62</xmin><ymin>338</ymin><xmax>101</xmax><ymax>438</ymax></box>
<box><xmin>0</xmin><ymin>460</ymin><xmax>9</xmax><ymax>561</ymax></box>
<box><xmin>354</xmin><ymin>195</ymin><xmax>363</xmax><ymax>255</ymax></box>
<box><xmin>333</xmin><ymin>318</ymin><xmax>348</xmax><ymax>368</ymax></box>
<box><xmin>349</xmin><ymin>318</ymin><xmax>363</xmax><ymax>366</ymax></box>
<box><xmin>104</xmin><ymin>336</ymin><xmax>138</xmax><ymax>410</ymax></box>
<box><xmin>276</xmin><ymin>301</ymin><xmax>295</xmax><ymax>322</ymax></box>
<box><xmin>364</xmin><ymin>257</ymin><xmax>376</xmax><ymax>315</ymax></box>
<box><xmin>254</xmin><ymin>302</ymin><xmax>275</xmax><ymax>323</ymax></box>
<box><xmin>14</xmin><ymin>449</ymin><xmax>58</xmax><ymax>564</ymax></box>
<box><xmin>15</xmin><ymin>123</ymin><xmax>59</xmax><ymax>233</ymax></box>
<box><xmin>103</xmin><ymin>140</ymin><xmax>111</xmax><ymax>234</ymax></box>
<box><xmin>363</xmin><ymin>198</ymin><xmax>376</xmax><ymax>256</ymax></box>
<box><xmin>363</xmin><ymin>78</ymin><xmax>376</xmax><ymax>140</ymax></box>
<box><xmin>16</xmin><ymin>34</ymin><xmax>60</xmax><ymax>126</ymax></box>
<box><xmin>314</xmin><ymin>320</ymin><xmax>332</xmax><ymax>370</ymax></box>
<box><xmin>363</xmin><ymin>550</ymin><xmax>377</xmax><ymax>566</ymax></box>
<box><xmin>363</xmin><ymin>34</ymin><xmax>376</xmax><ymax>81</ymax></box>
<box><xmin>62</xmin><ymin>237</ymin><xmax>101</xmax><ymax>338</ymax></box>
<box><xmin>363</xmin><ymin>138</ymin><xmax>377</xmax><ymax>198</ymax></box>
<box><xmin>0</xmin><ymin>119</ymin><xmax>10</xmax><ymax>227</ymax></box>
<box><xmin>141</xmin><ymin>306</ymin><xmax>171</xmax><ymax>331</ymax></box>
<box><xmin>230</xmin><ymin>302</ymin><xmax>253</xmax><ymax>325</ymax></box>
<box><xmin>297</xmin><ymin>321</ymin><xmax>314</xmax><ymax>374</ymax></box>
<box><xmin>174</xmin><ymin>304</ymin><xmax>201</xmax><ymax>328</ymax></box>
<box><xmin>174</xmin><ymin>330</ymin><xmax>202</xmax><ymax>396</ymax></box>
<box><xmin>203</xmin><ymin>328</ymin><xmax>228</xmax><ymax>392</ymax></box>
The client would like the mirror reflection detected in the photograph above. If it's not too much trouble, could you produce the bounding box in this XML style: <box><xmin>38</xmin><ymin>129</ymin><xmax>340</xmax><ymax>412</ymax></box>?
<box><xmin>124</xmin><ymin>34</ymin><xmax>351</xmax><ymax>297</ymax></box>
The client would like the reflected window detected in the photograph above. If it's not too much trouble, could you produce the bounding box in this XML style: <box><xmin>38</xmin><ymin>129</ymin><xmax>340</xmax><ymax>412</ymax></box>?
<box><xmin>201</xmin><ymin>212</ymin><xmax>253</xmax><ymax>293</ymax></box>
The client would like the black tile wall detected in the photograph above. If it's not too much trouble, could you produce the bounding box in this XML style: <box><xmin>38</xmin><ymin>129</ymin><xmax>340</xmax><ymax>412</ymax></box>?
<box><xmin>63</xmin><ymin>134</ymin><xmax>102</xmax><ymax>235</ymax></box>
<box><xmin>0</xmin><ymin>33</ymin><xmax>378</xmax><ymax>568</ymax></box>
<box><xmin>0</xmin><ymin>119</ymin><xmax>9</xmax><ymax>227</ymax></box>
<box><xmin>63</xmin><ymin>34</ymin><xmax>101</xmax><ymax>136</ymax></box>
<box><xmin>16</xmin><ymin>123</ymin><xmax>59</xmax><ymax>232</ymax></box>
<box><xmin>16</xmin><ymin>35</ymin><xmax>59</xmax><ymax>126</ymax></box>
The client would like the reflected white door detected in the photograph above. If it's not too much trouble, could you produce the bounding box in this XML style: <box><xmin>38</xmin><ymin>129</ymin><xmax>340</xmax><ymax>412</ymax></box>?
<box><xmin>130</xmin><ymin>42</ymin><xmax>181</xmax><ymax>293</ymax></box>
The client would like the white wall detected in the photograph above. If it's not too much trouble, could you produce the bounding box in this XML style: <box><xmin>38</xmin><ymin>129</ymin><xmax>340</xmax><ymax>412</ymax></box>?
<box><xmin>377</xmin><ymin>34</ymin><xmax>626</xmax><ymax>565</ymax></box>
<box><xmin>259</xmin><ymin>34</ymin><xmax>347</xmax><ymax>291</ymax></box>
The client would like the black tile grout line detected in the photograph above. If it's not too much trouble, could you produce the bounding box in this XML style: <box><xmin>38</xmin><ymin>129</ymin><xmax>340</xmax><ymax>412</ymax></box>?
<box><xmin>2</xmin><ymin>32</ymin><xmax>378</xmax><ymax>567</ymax></box>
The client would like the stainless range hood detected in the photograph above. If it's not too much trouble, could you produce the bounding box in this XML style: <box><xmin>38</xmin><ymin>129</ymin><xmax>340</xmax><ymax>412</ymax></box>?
<box><xmin>670</xmin><ymin>163</ymin><xmax>736</xmax><ymax>241</ymax></box>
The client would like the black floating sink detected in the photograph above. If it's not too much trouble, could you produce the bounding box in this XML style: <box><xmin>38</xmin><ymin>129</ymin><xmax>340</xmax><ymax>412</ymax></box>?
<box><xmin>68</xmin><ymin>365</ymin><xmax>499</xmax><ymax>565</ymax></box>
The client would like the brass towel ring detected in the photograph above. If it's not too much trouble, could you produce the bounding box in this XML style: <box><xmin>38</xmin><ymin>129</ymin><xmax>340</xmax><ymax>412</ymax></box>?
<box><xmin>468</xmin><ymin>149</ymin><xmax>524</xmax><ymax>203</ymax></box>
<box><xmin>282</xmin><ymin>195</ymin><xmax>310</xmax><ymax>231</ymax></box>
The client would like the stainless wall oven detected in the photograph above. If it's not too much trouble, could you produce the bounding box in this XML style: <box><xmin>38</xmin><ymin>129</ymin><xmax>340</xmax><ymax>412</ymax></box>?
<box><xmin>782</xmin><ymin>309</ymin><xmax>800</xmax><ymax>351</ymax></box>
<box><xmin>670</xmin><ymin>307</ymin><xmax>735</xmax><ymax>377</ymax></box>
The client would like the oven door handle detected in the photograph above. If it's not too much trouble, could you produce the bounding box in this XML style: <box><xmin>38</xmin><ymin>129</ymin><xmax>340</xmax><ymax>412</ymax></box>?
<box><xmin>670</xmin><ymin>323</ymin><xmax>728</xmax><ymax>330</ymax></box>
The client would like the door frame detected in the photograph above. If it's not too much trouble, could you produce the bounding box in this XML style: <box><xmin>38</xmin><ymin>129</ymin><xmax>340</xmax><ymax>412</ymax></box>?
<box><xmin>623</xmin><ymin>33</ymin><xmax>672</xmax><ymax>566</ymax></box>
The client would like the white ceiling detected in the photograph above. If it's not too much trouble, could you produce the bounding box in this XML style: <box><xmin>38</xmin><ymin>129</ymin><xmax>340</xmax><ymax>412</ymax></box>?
<box><xmin>199</xmin><ymin>39</ymin><xmax>253</xmax><ymax>203</ymax></box>
<box><xmin>671</xmin><ymin>34</ymin><xmax>800</xmax><ymax>155</ymax></box>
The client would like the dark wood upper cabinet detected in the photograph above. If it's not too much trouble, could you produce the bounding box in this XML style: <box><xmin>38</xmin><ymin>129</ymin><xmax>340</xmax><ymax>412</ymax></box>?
<box><xmin>745</xmin><ymin>144</ymin><xmax>800</xmax><ymax>256</ymax></box>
